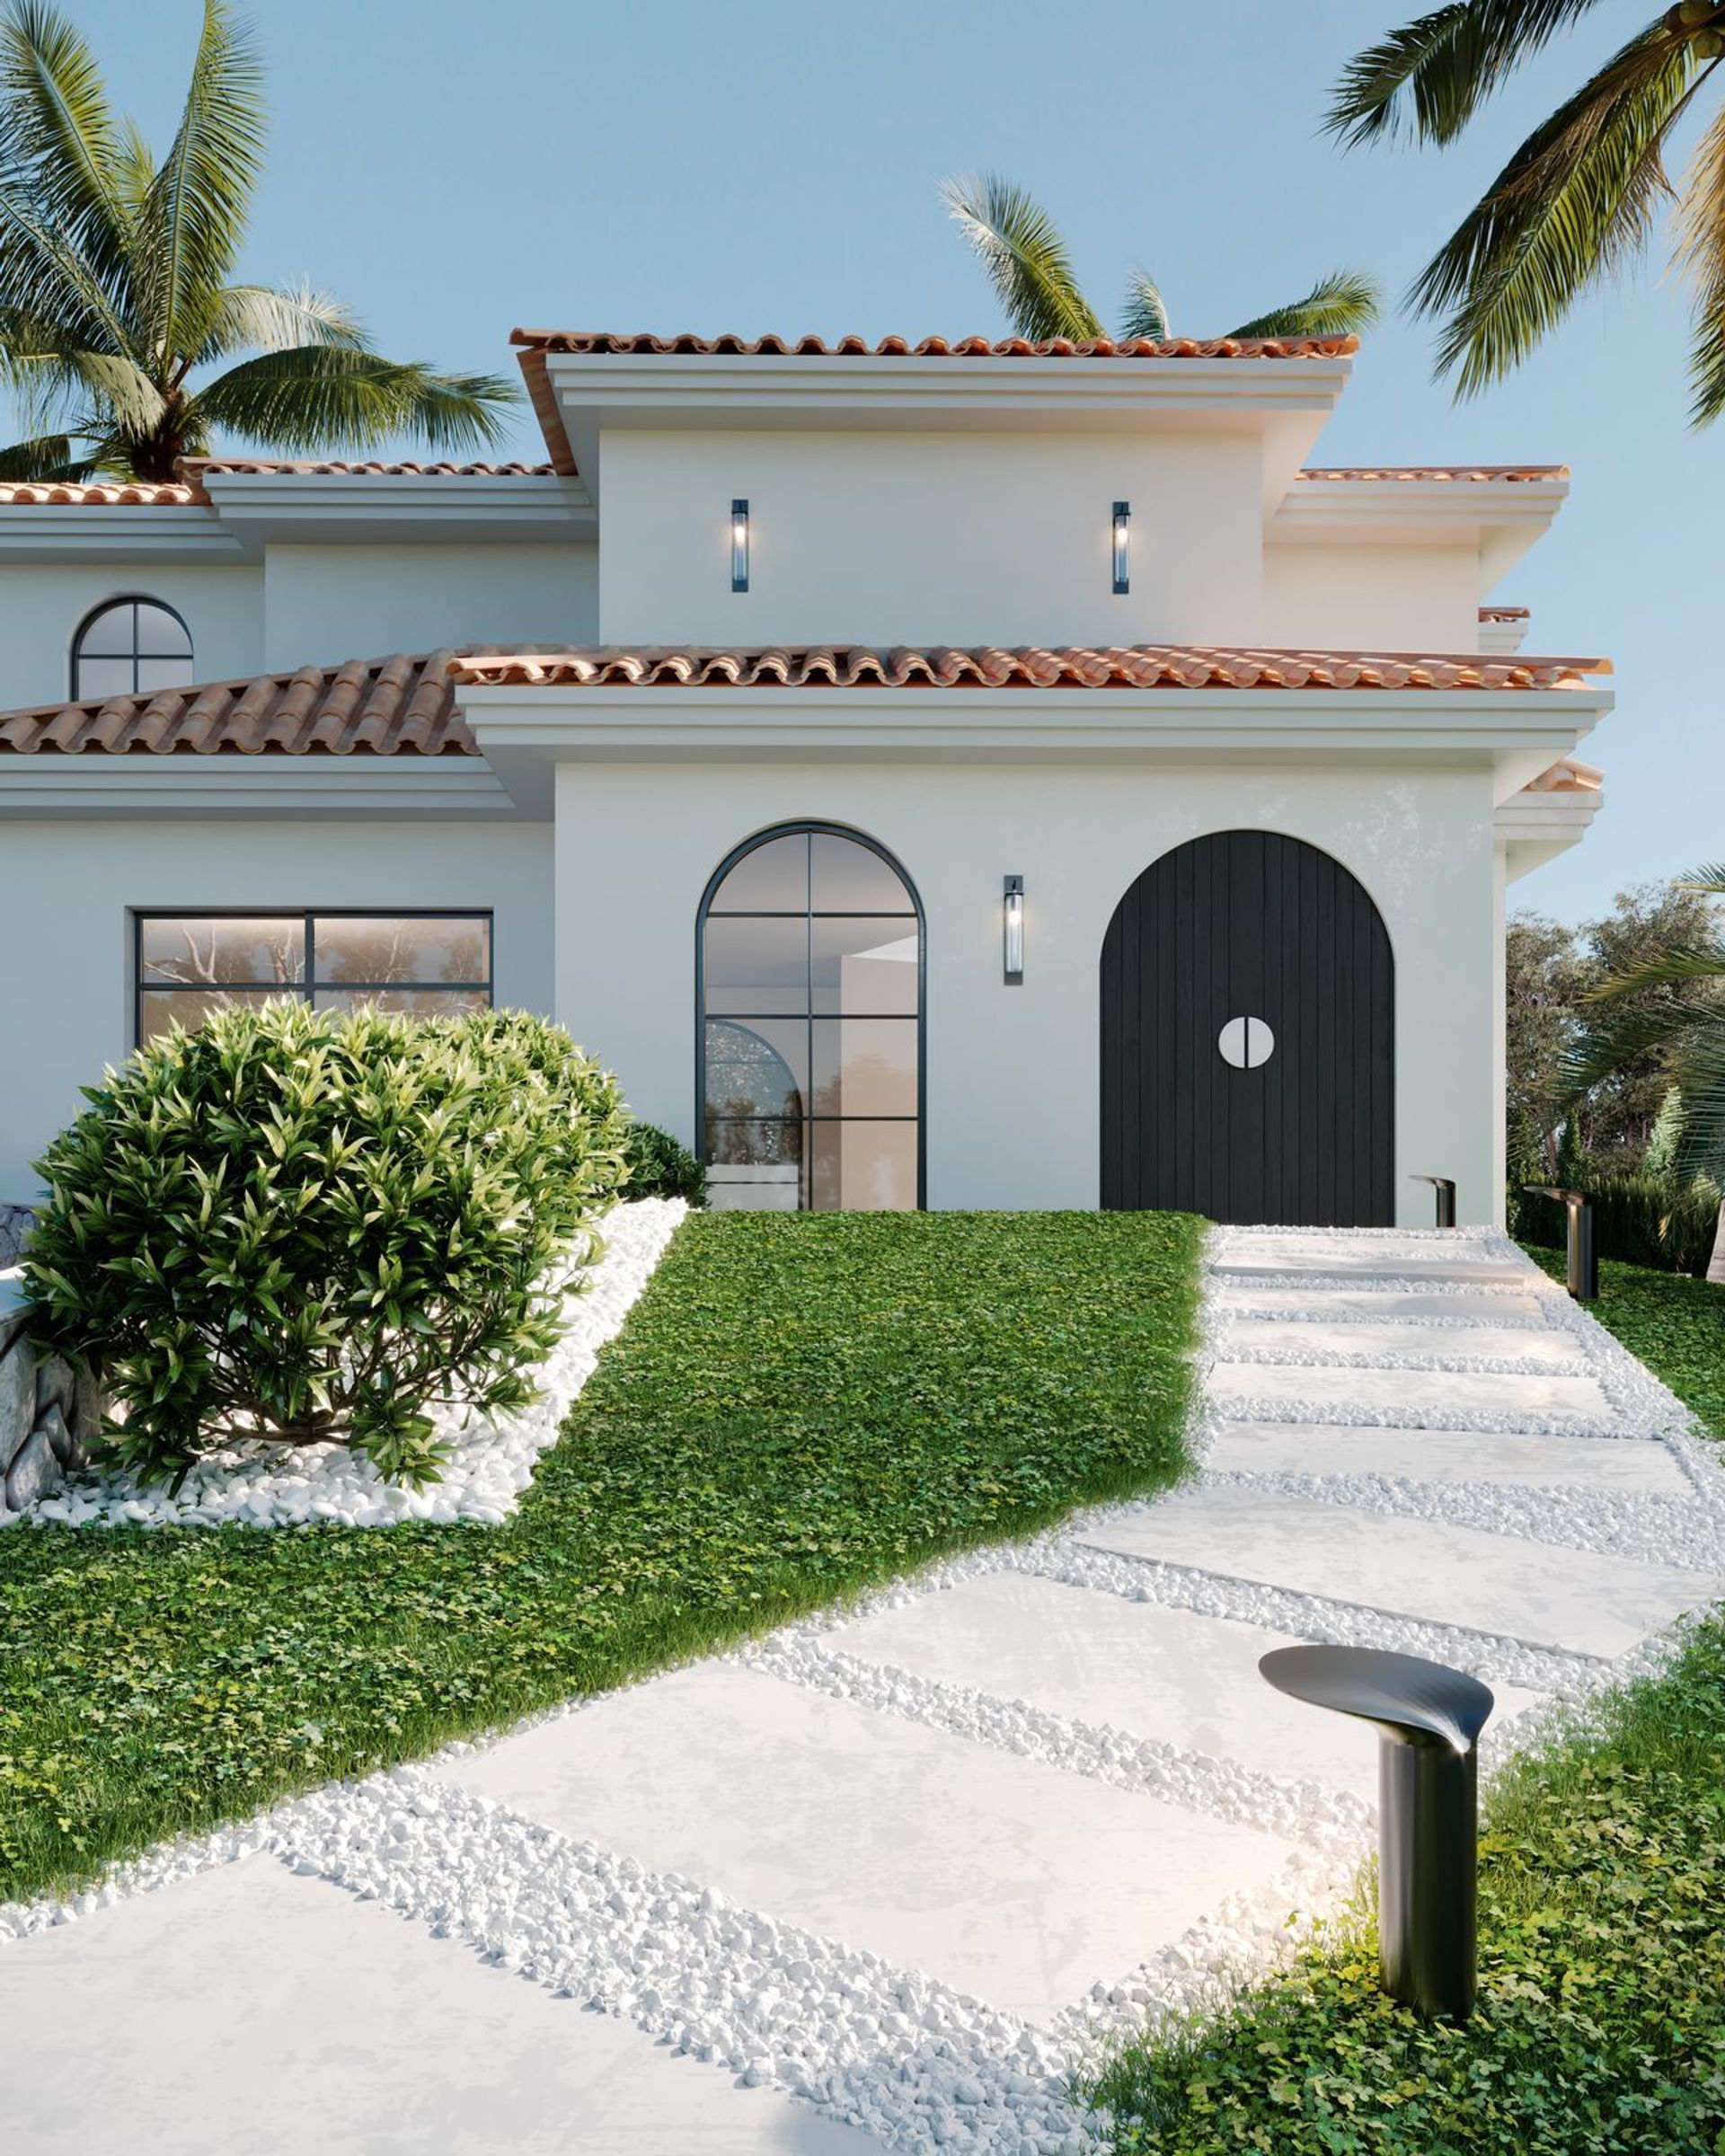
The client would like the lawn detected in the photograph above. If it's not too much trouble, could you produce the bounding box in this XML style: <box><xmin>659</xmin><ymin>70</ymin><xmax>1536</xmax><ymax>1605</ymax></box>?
<box><xmin>1085</xmin><ymin>1252</ymin><xmax>1725</xmax><ymax>2155</ymax></box>
<box><xmin>0</xmin><ymin>1206</ymin><xmax>1203</xmax><ymax>1904</ymax></box>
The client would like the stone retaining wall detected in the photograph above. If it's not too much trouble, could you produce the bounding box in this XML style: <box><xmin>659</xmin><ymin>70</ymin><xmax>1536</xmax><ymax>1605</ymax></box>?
<box><xmin>0</xmin><ymin>1268</ymin><xmax>98</xmax><ymax>1515</ymax></box>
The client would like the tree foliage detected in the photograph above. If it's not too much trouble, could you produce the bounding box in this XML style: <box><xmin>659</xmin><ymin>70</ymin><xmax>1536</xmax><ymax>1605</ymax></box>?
<box><xmin>1330</xmin><ymin>1</ymin><xmax>1725</xmax><ymax>422</ymax></box>
<box><xmin>939</xmin><ymin>172</ymin><xmax>1381</xmax><ymax>344</ymax></box>
<box><xmin>0</xmin><ymin>0</ymin><xmax>518</xmax><ymax>481</ymax></box>
<box><xmin>22</xmin><ymin>1003</ymin><xmax>628</xmax><ymax>1489</ymax></box>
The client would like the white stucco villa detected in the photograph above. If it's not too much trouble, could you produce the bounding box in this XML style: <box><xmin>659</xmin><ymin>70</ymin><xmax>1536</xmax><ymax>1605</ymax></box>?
<box><xmin>0</xmin><ymin>328</ymin><xmax>1609</xmax><ymax>1225</ymax></box>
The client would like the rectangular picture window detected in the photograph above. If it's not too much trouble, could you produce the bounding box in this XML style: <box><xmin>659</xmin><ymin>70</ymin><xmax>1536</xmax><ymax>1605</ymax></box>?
<box><xmin>135</xmin><ymin>910</ymin><xmax>492</xmax><ymax>1046</ymax></box>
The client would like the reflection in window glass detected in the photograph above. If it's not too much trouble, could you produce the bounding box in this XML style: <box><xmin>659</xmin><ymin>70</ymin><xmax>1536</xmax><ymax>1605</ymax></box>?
<box><xmin>135</xmin><ymin>912</ymin><xmax>491</xmax><ymax>1044</ymax></box>
<box><xmin>699</xmin><ymin>826</ymin><xmax>921</xmax><ymax>1213</ymax></box>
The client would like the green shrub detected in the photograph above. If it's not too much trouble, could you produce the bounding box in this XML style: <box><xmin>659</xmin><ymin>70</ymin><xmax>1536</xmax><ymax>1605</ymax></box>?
<box><xmin>622</xmin><ymin>1119</ymin><xmax>707</xmax><ymax>1204</ymax></box>
<box><xmin>24</xmin><ymin>1001</ymin><xmax>624</xmax><ymax>1490</ymax></box>
<box><xmin>1517</xmin><ymin>1171</ymin><xmax>1721</xmax><ymax>1276</ymax></box>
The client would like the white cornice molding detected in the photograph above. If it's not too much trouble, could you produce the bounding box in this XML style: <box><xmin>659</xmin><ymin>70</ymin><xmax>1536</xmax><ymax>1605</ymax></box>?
<box><xmin>0</xmin><ymin>506</ymin><xmax>243</xmax><ymax>564</ymax></box>
<box><xmin>198</xmin><ymin>472</ymin><xmax>595</xmax><ymax>544</ymax></box>
<box><xmin>0</xmin><ymin>755</ymin><xmax>515</xmax><ymax>819</ymax></box>
<box><xmin>1268</xmin><ymin>475</ymin><xmax>1568</xmax><ymax>545</ymax></box>
<box><xmin>462</xmin><ymin>680</ymin><xmax>1614</xmax><ymax>816</ymax></box>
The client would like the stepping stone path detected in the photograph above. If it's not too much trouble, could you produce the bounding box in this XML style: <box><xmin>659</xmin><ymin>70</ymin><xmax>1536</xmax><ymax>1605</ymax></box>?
<box><xmin>6</xmin><ymin>1226</ymin><xmax>1723</xmax><ymax>2153</ymax></box>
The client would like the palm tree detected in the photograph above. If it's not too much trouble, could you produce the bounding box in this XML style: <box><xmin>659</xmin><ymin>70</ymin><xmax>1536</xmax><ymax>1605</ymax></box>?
<box><xmin>1330</xmin><ymin>3</ymin><xmax>1725</xmax><ymax>423</ymax></box>
<box><xmin>0</xmin><ymin>0</ymin><xmax>517</xmax><ymax>483</ymax></box>
<box><xmin>939</xmin><ymin>172</ymin><xmax>1382</xmax><ymax>344</ymax></box>
<box><xmin>1567</xmin><ymin>865</ymin><xmax>1725</xmax><ymax>1281</ymax></box>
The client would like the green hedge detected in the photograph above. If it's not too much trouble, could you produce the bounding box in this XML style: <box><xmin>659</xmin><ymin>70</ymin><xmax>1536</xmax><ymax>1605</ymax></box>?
<box><xmin>1515</xmin><ymin>1173</ymin><xmax>1721</xmax><ymax>1277</ymax></box>
<box><xmin>622</xmin><ymin>1120</ymin><xmax>707</xmax><ymax>1204</ymax></box>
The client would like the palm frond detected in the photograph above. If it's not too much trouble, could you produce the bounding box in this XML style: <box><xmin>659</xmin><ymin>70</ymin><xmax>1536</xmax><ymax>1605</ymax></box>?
<box><xmin>1119</xmin><ymin>270</ymin><xmax>1170</xmax><ymax>340</ymax></box>
<box><xmin>1581</xmin><ymin>941</ymin><xmax>1725</xmax><ymax>1003</ymax></box>
<box><xmin>939</xmin><ymin>172</ymin><xmax>1104</xmax><ymax>343</ymax></box>
<box><xmin>0</xmin><ymin>159</ymin><xmax>134</xmax><ymax>358</ymax></box>
<box><xmin>190</xmin><ymin>345</ymin><xmax>519</xmax><ymax>455</ymax></box>
<box><xmin>2</xmin><ymin>339</ymin><xmax>162</xmax><ymax>431</ymax></box>
<box><xmin>137</xmin><ymin>0</ymin><xmax>265</xmax><ymax>367</ymax></box>
<box><xmin>1670</xmin><ymin>1035</ymin><xmax>1725</xmax><ymax>1182</ymax></box>
<box><xmin>1328</xmin><ymin>0</ymin><xmax>1614</xmax><ymax>147</ymax></box>
<box><xmin>199</xmin><ymin>282</ymin><xmax>367</xmax><ymax>363</ymax></box>
<box><xmin>0</xmin><ymin>0</ymin><xmax>130</xmax><ymax>295</ymax></box>
<box><xmin>1675</xmin><ymin>102</ymin><xmax>1725</xmax><ymax>425</ymax></box>
<box><xmin>1230</xmin><ymin>270</ymin><xmax>1383</xmax><ymax>340</ymax></box>
<box><xmin>0</xmin><ymin>427</ymin><xmax>94</xmax><ymax>480</ymax></box>
<box><xmin>1676</xmin><ymin>861</ymin><xmax>1725</xmax><ymax>899</ymax></box>
<box><xmin>1413</xmin><ymin>22</ymin><xmax>1700</xmax><ymax>396</ymax></box>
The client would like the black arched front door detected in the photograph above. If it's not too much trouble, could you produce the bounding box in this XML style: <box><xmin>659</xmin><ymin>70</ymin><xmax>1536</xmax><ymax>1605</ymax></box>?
<box><xmin>1101</xmin><ymin>830</ymin><xmax>1393</xmax><ymax>1225</ymax></box>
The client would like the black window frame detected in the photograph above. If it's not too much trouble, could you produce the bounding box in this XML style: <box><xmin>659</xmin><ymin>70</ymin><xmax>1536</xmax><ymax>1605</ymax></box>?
<box><xmin>694</xmin><ymin>820</ymin><xmax>927</xmax><ymax>1211</ymax></box>
<box><xmin>72</xmin><ymin>595</ymin><xmax>195</xmax><ymax>701</ymax></box>
<box><xmin>132</xmin><ymin>907</ymin><xmax>495</xmax><ymax>1048</ymax></box>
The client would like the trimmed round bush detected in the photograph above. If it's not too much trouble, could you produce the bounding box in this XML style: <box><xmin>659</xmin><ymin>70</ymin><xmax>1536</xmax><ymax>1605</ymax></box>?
<box><xmin>25</xmin><ymin>1001</ymin><xmax>628</xmax><ymax>1490</ymax></box>
<box><xmin>622</xmin><ymin>1119</ymin><xmax>707</xmax><ymax>1205</ymax></box>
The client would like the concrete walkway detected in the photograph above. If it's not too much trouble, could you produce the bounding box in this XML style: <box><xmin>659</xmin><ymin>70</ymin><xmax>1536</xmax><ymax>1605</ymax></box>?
<box><xmin>6</xmin><ymin>1228</ymin><xmax>1721</xmax><ymax>2153</ymax></box>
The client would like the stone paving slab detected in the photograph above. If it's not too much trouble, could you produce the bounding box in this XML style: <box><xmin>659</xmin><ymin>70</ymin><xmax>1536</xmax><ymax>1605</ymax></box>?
<box><xmin>1207</xmin><ymin>1420</ymin><xmax>1691</xmax><ymax>1493</ymax></box>
<box><xmin>1212</xmin><ymin>1254</ymin><xmax>1533</xmax><ymax>1286</ymax></box>
<box><xmin>831</xmin><ymin>1573</ymin><xmax>1542</xmax><ymax>1800</ymax></box>
<box><xmin>1079</xmin><ymin>1488</ymin><xmax>1721</xmax><ymax>1657</ymax></box>
<box><xmin>1208</xmin><ymin>1358</ymin><xmax>1613</xmax><ymax>1425</ymax></box>
<box><xmin>1215</xmin><ymin>1318</ymin><xmax>1585</xmax><ymax>1365</ymax></box>
<box><xmin>1211</xmin><ymin>1285</ymin><xmax>1551</xmax><ymax>1324</ymax></box>
<box><xmin>1</xmin><ymin>1857</ymin><xmax>879</xmax><ymax>2155</ymax></box>
<box><xmin>433</xmin><ymin>1662</ymin><xmax>1301</xmax><ymax>2025</ymax></box>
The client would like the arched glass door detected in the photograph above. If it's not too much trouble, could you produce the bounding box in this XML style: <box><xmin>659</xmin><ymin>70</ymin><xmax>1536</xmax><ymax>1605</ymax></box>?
<box><xmin>698</xmin><ymin>823</ymin><xmax>924</xmax><ymax>1210</ymax></box>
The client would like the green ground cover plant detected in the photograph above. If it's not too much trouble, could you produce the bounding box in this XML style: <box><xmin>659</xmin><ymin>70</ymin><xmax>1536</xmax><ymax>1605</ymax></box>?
<box><xmin>1088</xmin><ymin>1256</ymin><xmax>1725</xmax><ymax>2155</ymax></box>
<box><xmin>1527</xmin><ymin>1247</ymin><xmax>1725</xmax><ymax>1444</ymax></box>
<box><xmin>0</xmin><ymin>1207</ymin><xmax>1202</xmax><ymax>1904</ymax></box>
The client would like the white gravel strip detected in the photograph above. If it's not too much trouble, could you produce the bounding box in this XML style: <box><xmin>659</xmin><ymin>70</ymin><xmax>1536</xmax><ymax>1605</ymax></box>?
<box><xmin>13</xmin><ymin>1198</ymin><xmax>686</xmax><ymax>1533</ymax></box>
<box><xmin>1216</xmin><ymin>1342</ymin><xmax>1598</xmax><ymax>1376</ymax></box>
<box><xmin>743</xmin><ymin>1639</ymin><xmax>1373</xmax><ymax>1853</ymax></box>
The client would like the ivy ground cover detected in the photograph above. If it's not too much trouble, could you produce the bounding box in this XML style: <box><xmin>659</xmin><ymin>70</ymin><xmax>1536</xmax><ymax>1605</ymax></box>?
<box><xmin>0</xmin><ymin>1208</ymin><xmax>1204</xmax><ymax>1903</ymax></box>
<box><xmin>1088</xmin><ymin>1255</ymin><xmax>1725</xmax><ymax>2156</ymax></box>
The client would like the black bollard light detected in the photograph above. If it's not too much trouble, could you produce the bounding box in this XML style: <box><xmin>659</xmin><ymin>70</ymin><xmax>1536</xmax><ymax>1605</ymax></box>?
<box><xmin>1521</xmin><ymin>1184</ymin><xmax>1597</xmax><ymax>1302</ymax></box>
<box><xmin>1260</xmin><ymin>1645</ymin><xmax>1494</xmax><ymax>2021</ymax></box>
<box><xmin>1410</xmin><ymin>1174</ymin><xmax>1456</xmax><ymax>1228</ymax></box>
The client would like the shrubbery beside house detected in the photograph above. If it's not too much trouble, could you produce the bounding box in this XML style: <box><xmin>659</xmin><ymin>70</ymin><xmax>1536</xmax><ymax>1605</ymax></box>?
<box><xmin>622</xmin><ymin>1119</ymin><xmax>708</xmax><ymax>1205</ymax></box>
<box><xmin>23</xmin><ymin>1002</ymin><xmax>630</xmax><ymax>1491</ymax></box>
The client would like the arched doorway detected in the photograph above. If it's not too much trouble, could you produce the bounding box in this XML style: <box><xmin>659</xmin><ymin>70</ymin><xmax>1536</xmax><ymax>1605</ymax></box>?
<box><xmin>1101</xmin><ymin>830</ymin><xmax>1393</xmax><ymax>1224</ymax></box>
<box><xmin>697</xmin><ymin>822</ymin><xmax>924</xmax><ymax>1210</ymax></box>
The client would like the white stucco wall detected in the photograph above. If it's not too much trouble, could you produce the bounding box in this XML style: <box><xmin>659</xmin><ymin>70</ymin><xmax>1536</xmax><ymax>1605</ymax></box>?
<box><xmin>0</xmin><ymin>820</ymin><xmax>553</xmax><ymax>1200</ymax></box>
<box><xmin>0</xmin><ymin>564</ymin><xmax>264</xmax><ymax>710</ymax></box>
<box><xmin>1261</xmin><ymin>543</ymin><xmax>1482</xmax><ymax>652</ymax></box>
<box><xmin>261</xmin><ymin>543</ymin><xmax>598</xmax><ymax>670</ymax></box>
<box><xmin>553</xmin><ymin>758</ymin><xmax>1501</xmax><ymax>1225</ymax></box>
<box><xmin>597</xmin><ymin>431</ymin><xmax>1265</xmax><ymax>649</ymax></box>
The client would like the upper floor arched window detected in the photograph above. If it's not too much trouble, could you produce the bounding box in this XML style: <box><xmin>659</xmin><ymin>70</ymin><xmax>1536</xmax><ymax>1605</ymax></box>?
<box><xmin>72</xmin><ymin>596</ymin><xmax>194</xmax><ymax>702</ymax></box>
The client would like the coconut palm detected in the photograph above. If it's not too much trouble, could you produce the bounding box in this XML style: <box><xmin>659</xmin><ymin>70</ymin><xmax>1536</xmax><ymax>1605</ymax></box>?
<box><xmin>1330</xmin><ymin>2</ymin><xmax>1725</xmax><ymax>423</ymax></box>
<box><xmin>940</xmin><ymin>172</ymin><xmax>1382</xmax><ymax>344</ymax></box>
<box><xmin>1567</xmin><ymin>865</ymin><xmax>1725</xmax><ymax>1280</ymax></box>
<box><xmin>0</xmin><ymin>0</ymin><xmax>517</xmax><ymax>483</ymax></box>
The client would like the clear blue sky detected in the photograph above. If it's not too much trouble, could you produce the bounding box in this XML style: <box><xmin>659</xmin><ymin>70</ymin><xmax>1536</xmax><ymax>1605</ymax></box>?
<box><xmin>21</xmin><ymin>0</ymin><xmax>1722</xmax><ymax>925</ymax></box>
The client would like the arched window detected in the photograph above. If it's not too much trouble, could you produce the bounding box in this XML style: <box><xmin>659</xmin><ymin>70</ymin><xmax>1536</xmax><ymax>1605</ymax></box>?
<box><xmin>697</xmin><ymin>822</ymin><xmax>924</xmax><ymax>1211</ymax></box>
<box><xmin>72</xmin><ymin>597</ymin><xmax>194</xmax><ymax>701</ymax></box>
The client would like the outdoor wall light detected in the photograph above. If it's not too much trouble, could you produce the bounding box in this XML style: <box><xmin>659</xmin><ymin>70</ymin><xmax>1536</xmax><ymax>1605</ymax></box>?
<box><xmin>730</xmin><ymin>499</ymin><xmax>749</xmax><ymax>592</ymax></box>
<box><xmin>1003</xmin><ymin>874</ymin><xmax>1024</xmax><ymax>984</ymax></box>
<box><xmin>1111</xmin><ymin>500</ymin><xmax>1130</xmax><ymax>595</ymax></box>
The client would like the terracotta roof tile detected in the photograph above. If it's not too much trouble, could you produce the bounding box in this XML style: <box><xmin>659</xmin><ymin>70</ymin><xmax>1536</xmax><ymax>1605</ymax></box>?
<box><xmin>0</xmin><ymin>477</ymin><xmax>207</xmax><ymax>506</ymax></box>
<box><xmin>455</xmin><ymin>643</ymin><xmax>1610</xmax><ymax>694</ymax></box>
<box><xmin>511</xmin><ymin>329</ymin><xmax>1361</xmax><ymax>360</ymax></box>
<box><xmin>0</xmin><ymin>650</ymin><xmax>483</xmax><ymax>756</ymax></box>
<box><xmin>1298</xmin><ymin>465</ymin><xmax>1568</xmax><ymax>483</ymax></box>
<box><xmin>0</xmin><ymin>641</ymin><xmax>1612</xmax><ymax>760</ymax></box>
<box><xmin>181</xmin><ymin>458</ymin><xmax>556</xmax><ymax>478</ymax></box>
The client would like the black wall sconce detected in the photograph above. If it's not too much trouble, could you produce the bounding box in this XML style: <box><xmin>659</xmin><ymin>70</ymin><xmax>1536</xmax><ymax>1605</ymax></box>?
<box><xmin>730</xmin><ymin>499</ymin><xmax>749</xmax><ymax>592</ymax></box>
<box><xmin>1261</xmin><ymin>1644</ymin><xmax>1495</xmax><ymax>2022</ymax></box>
<box><xmin>1003</xmin><ymin>874</ymin><xmax>1024</xmax><ymax>984</ymax></box>
<box><xmin>1111</xmin><ymin>500</ymin><xmax>1130</xmax><ymax>594</ymax></box>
